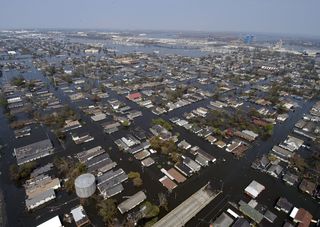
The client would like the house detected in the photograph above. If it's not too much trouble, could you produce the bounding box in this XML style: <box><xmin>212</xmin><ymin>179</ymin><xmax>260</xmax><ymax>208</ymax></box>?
<box><xmin>177</xmin><ymin>140</ymin><xmax>191</xmax><ymax>150</ymax></box>
<box><xmin>71</xmin><ymin>205</ymin><xmax>90</xmax><ymax>227</ymax></box>
<box><xmin>167</xmin><ymin>168</ymin><xmax>186</xmax><ymax>183</ymax></box>
<box><xmin>141</xmin><ymin>157</ymin><xmax>155</xmax><ymax>167</ymax></box>
<box><xmin>257</xmin><ymin>155</ymin><xmax>270</xmax><ymax>170</ymax></box>
<box><xmin>290</xmin><ymin>208</ymin><xmax>313</xmax><ymax>227</ymax></box>
<box><xmin>127</xmin><ymin>92</ymin><xmax>142</xmax><ymax>101</ymax></box>
<box><xmin>231</xmin><ymin>218</ymin><xmax>250</xmax><ymax>227</ymax></box>
<box><xmin>26</xmin><ymin>189</ymin><xmax>56</xmax><ymax>210</ymax></box>
<box><xmin>84</xmin><ymin>48</ymin><xmax>99</xmax><ymax>54</ymax></box>
<box><xmin>97</xmin><ymin>169</ymin><xmax>127</xmax><ymax>198</ymax></box>
<box><xmin>76</xmin><ymin>146</ymin><xmax>105</xmax><ymax>163</ymax></box>
<box><xmin>37</xmin><ymin>216</ymin><xmax>63</xmax><ymax>227</ymax></box>
<box><xmin>271</xmin><ymin>145</ymin><xmax>293</xmax><ymax>162</ymax></box>
<box><xmin>25</xmin><ymin>176</ymin><xmax>60</xmax><ymax>198</ymax></box>
<box><xmin>174</xmin><ymin>163</ymin><xmax>193</xmax><ymax>177</ymax></box>
<box><xmin>240</xmin><ymin>130</ymin><xmax>258</xmax><ymax>141</ymax></box>
<box><xmin>72</xmin><ymin>133</ymin><xmax>94</xmax><ymax>144</ymax></box>
<box><xmin>127</xmin><ymin>110</ymin><xmax>142</xmax><ymax>120</ymax></box>
<box><xmin>211</xmin><ymin>212</ymin><xmax>234</xmax><ymax>227</ymax></box>
<box><xmin>91</xmin><ymin>113</ymin><xmax>106</xmax><ymax>122</ymax></box>
<box><xmin>238</xmin><ymin>200</ymin><xmax>264</xmax><ymax>224</ymax></box>
<box><xmin>282</xmin><ymin>172</ymin><xmax>299</xmax><ymax>186</ymax></box>
<box><xmin>159</xmin><ymin>176</ymin><xmax>177</xmax><ymax>191</ymax></box>
<box><xmin>226</xmin><ymin>141</ymin><xmax>242</xmax><ymax>152</ymax></box>
<box><xmin>275</xmin><ymin>197</ymin><xmax>293</xmax><ymax>214</ymax></box>
<box><xmin>299</xmin><ymin>179</ymin><xmax>316</xmax><ymax>195</ymax></box>
<box><xmin>281</xmin><ymin>135</ymin><xmax>304</xmax><ymax>152</ymax></box>
<box><xmin>134</xmin><ymin>150</ymin><xmax>150</xmax><ymax>160</ymax></box>
<box><xmin>183</xmin><ymin>156</ymin><xmax>201</xmax><ymax>172</ymax></box>
<box><xmin>244</xmin><ymin>180</ymin><xmax>265</xmax><ymax>198</ymax></box>
<box><xmin>283</xmin><ymin>222</ymin><xmax>295</xmax><ymax>227</ymax></box>
<box><xmin>215</xmin><ymin>140</ymin><xmax>226</xmax><ymax>148</ymax></box>
<box><xmin>210</xmin><ymin>100</ymin><xmax>227</xmax><ymax>109</ymax></box>
<box><xmin>264</xmin><ymin>210</ymin><xmax>277</xmax><ymax>223</ymax></box>
<box><xmin>277</xmin><ymin>113</ymin><xmax>289</xmax><ymax>122</ymax></box>
<box><xmin>206</xmin><ymin>135</ymin><xmax>217</xmax><ymax>144</ymax></box>
<box><xmin>63</xmin><ymin>120</ymin><xmax>82</xmax><ymax>132</ymax></box>
<box><xmin>267</xmin><ymin>164</ymin><xmax>283</xmax><ymax>178</ymax></box>
<box><xmin>117</xmin><ymin>191</ymin><xmax>146</xmax><ymax>214</ymax></box>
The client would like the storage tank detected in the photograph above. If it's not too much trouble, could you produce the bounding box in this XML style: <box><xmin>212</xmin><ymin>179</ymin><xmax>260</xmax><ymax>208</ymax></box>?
<box><xmin>74</xmin><ymin>173</ymin><xmax>96</xmax><ymax>198</ymax></box>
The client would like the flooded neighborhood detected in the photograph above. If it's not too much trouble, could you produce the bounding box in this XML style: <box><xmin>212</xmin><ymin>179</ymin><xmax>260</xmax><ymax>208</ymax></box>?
<box><xmin>0</xmin><ymin>29</ymin><xmax>319</xmax><ymax>227</ymax></box>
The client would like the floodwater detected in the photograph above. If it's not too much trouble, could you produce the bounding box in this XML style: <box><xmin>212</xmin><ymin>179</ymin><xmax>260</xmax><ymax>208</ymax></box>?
<box><xmin>0</xmin><ymin>47</ymin><xmax>319</xmax><ymax>227</ymax></box>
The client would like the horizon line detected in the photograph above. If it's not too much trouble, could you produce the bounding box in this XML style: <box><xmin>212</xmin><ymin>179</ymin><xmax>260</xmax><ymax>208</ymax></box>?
<box><xmin>1</xmin><ymin>27</ymin><xmax>320</xmax><ymax>40</ymax></box>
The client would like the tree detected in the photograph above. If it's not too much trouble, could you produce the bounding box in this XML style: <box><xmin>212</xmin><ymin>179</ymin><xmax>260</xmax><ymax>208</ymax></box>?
<box><xmin>9</xmin><ymin>161</ymin><xmax>37</xmax><ymax>183</ymax></box>
<box><xmin>133</xmin><ymin>177</ymin><xmax>143</xmax><ymax>187</ymax></box>
<box><xmin>0</xmin><ymin>94</ymin><xmax>8</xmax><ymax>108</ymax></box>
<box><xmin>97</xmin><ymin>199</ymin><xmax>117</xmax><ymax>224</ymax></box>
<box><xmin>141</xmin><ymin>201</ymin><xmax>160</xmax><ymax>218</ymax></box>
<box><xmin>149</xmin><ymin>136</ymin><xmax>162</xmax><ymax>151</ymax></box>
<box><xmin>152</xmin><ymin>118</ymin><xmax>173</xmax><ymax>131</ymax></box>
<box><xmin>64</xmin><ymin>162</ymin><xmax>87</xmax><ymax>192</ymax></box>
<box><xmin>170</xmin><ymin>152</ymin><xmax>181</xmax><ymax>163</ymax></box>
<box><xmin>10</xmin><ymin>76</ymin><xmax>25</xmax><ymax>87</ymax></box>
<box><xmin>122</xmin><ymin>120</ymin><xmax>130</xmax><ymax>127</ymax></box>
<box><xmin>128</xmin><ymin>171</ymin><xmax>143</xmax><ymax>187</ymax></box>
<box><xmin>277</xmin><ymin>104</ymin><xmax>287</xmax><ymax>114</ymax></box>
<box><xmin>291</xmin><ymin>154</ymin><xmax>308</xmax><ymax>172</ymax></box>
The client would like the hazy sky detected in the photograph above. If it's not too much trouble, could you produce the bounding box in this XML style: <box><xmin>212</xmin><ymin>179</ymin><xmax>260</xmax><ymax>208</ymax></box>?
<box><xmin>1</xmin><ymin>0</ymin><xmax>319</xmax><ymax>37</ymax></box>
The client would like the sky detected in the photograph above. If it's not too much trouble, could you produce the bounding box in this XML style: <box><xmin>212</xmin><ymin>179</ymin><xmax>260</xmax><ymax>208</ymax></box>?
<box><xmin>1</xmin><ymin>0</ymin><xmax>319</xmax><ymax>37</ymax></box>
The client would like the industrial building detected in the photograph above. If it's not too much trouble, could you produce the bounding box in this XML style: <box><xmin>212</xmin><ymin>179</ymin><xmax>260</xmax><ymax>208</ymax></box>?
<box><xmin>14</xmin><ymin>139</ymin><xmax>54</xmax><ymax>165</ymax></box>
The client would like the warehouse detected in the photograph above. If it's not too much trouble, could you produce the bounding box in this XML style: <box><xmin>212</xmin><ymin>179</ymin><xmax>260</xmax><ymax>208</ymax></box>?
<box><xmin>14</xmin><ymin>139</ymin><xmax>54</xmax><ymax>165</ymax></box>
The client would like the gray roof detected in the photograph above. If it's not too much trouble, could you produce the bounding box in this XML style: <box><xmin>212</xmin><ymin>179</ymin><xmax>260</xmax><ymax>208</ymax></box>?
<box><xmin>97</xmin><ymin>169</ymin><xmax>124</xmax><ymax>184</ymax></box>
<box><xmin>104</xmin><ymin>184</ymin><xmax>124</xmax><ymax>198</ymax></box>
<box><xmin>275</xmin><ymin>197</ymin><xmax>293</xmax><ymax>213</ymax></box>
<box><xmin>232</xmin><ymin>218</ymin><xmax>250</xmax><ymax>227</ymax></box>
<box><xmin>26</xmin><ymin>189</ymin><xmax>55</xmax><ymax>209</ymax></box>
<box><xmin>117</xmin><ymin>191</ymin><xmax>146</xmax><ymax>214</ymax></box>
<box><xmin>239</xmin><ymin>201</ymin><xmax>264</xmax><ymax>224</ymax></box>
<box><xmin>212</xmin><ymin>212</ymin><xmax>234</xmax><ymax>227</ymax></box>
<box><xmin>14</xmin><ymin>139</ymin><xmax>53</xmax><ymax>165</ymax></box>
<box><xmin>264</xmin><ymin>210</ymin><xmax>277</xmax><ymax>223</ymax></box>
<box><xmin>283</xmin><ymin>172</ymin><xmax>299</xmax><ymax>185</ymax></box>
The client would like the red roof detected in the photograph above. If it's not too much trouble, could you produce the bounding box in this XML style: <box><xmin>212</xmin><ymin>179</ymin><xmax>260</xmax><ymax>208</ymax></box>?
<box><xmin>128</xmin><ymin>92</ymin><xmax>142</xmax><ymax>100</ymax></box>
<box><xmin>295</xmin><ymin>208</ymin><xmax>312</xmax><ymax>227</ymax></box>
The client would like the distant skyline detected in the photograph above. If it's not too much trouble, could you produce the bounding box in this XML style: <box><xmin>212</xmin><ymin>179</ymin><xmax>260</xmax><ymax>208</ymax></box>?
<box><xmin>1</xmin><ymin>0</ymin><xmax>320</xmax><ymax>37</ymax></box>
